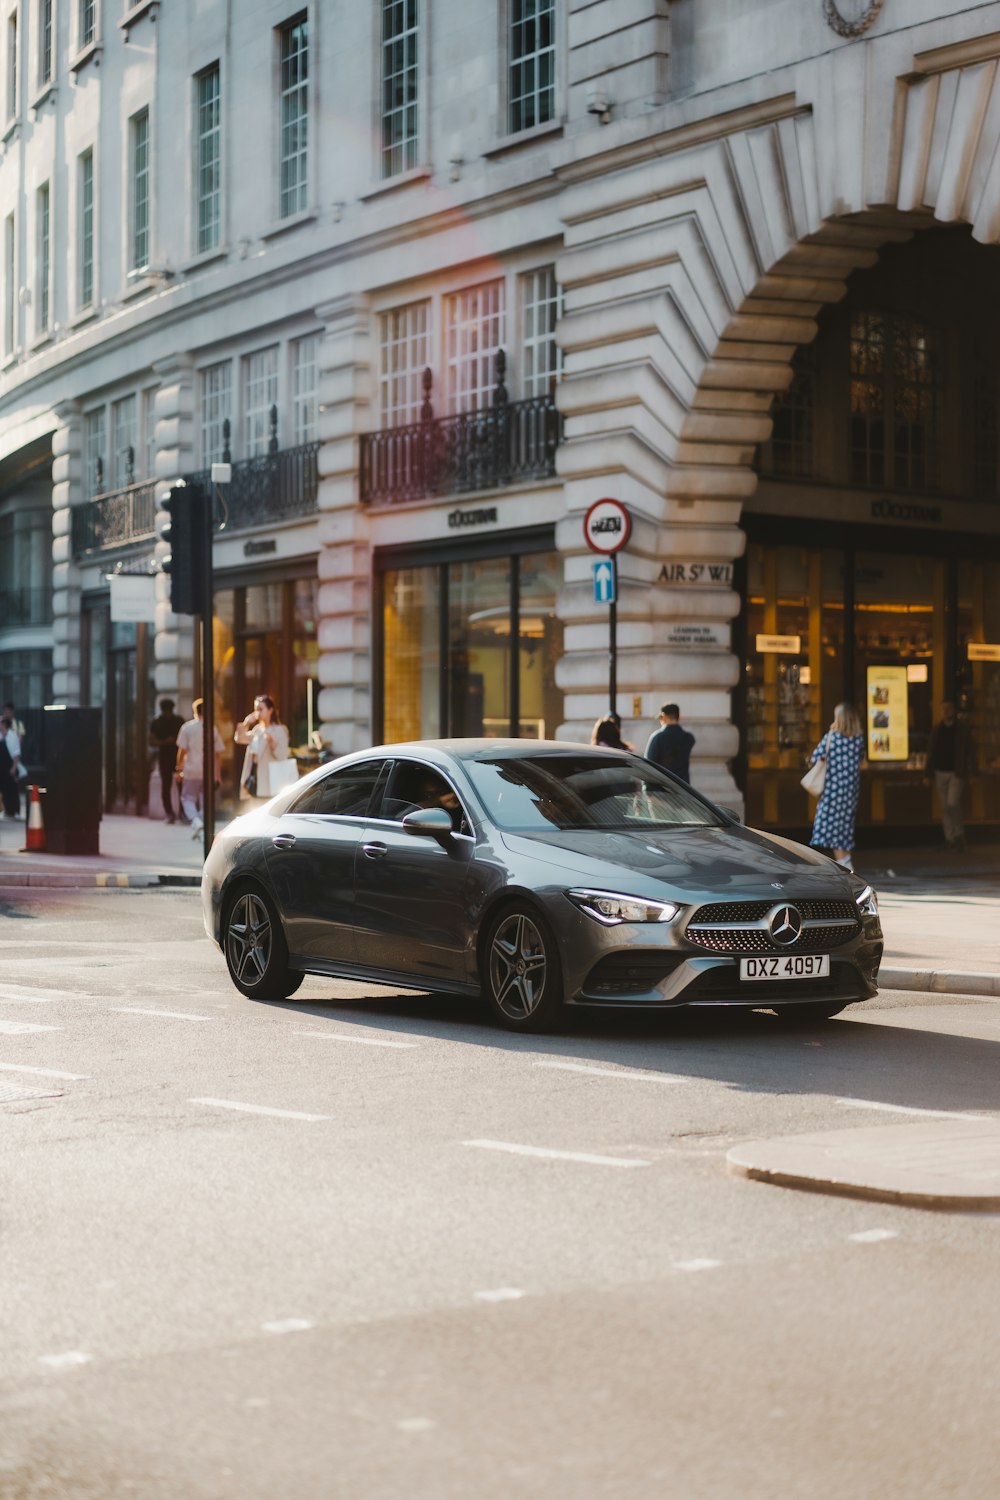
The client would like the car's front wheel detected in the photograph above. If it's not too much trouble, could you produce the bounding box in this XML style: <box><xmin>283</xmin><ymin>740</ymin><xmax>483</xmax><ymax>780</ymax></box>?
<box><xmin>224</xmin><ymin>886</ymin><xmax>304</xmax><ymax>1001</ymax></box>
<box><xmin>482</xmin><ymin>902</ymin><xmax>565</xmax><ymax>1032</ymax></box>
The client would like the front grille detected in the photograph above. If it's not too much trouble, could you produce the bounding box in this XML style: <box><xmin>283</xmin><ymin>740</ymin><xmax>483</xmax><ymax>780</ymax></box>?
<box><xmin>582</xmin><ymin>951</ymin><xmax>685</xmax><ymax>998</ymax></box>
<box><xmin>685</xmin><ymin>898</ymin><xmax>859</xmax><ymax>956</ymax></box>
<box><xmin>691</xmin><ymin>899</ymin><xmax>858</xmax><ymax>924</ymax></box>
<box><xmin>686</xmin><ymin>924</ymin><xmax>855</xmax><ymax>955</ymax></box>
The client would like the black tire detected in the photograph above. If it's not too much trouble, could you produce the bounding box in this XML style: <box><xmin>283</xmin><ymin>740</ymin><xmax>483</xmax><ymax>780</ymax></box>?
<box><xmin>772</xmin><ymin>1001</ymin><xmax>848</xmax><ymax>1023</ymax></box>
<box><xmin>481</xmin><ymin>902</ymin><xmax>565</xmax><ymax>1032</ymax></box>
<box><xmin>223</xmin><ymin>885</ymin><xmax>304</xmax><ymax>1001</ymax></box>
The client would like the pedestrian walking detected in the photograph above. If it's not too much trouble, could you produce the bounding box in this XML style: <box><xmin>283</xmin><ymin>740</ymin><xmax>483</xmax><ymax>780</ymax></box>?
<box><xmin>0</xmin><ymin>707</ymin><xmax>24</xmax><ymax>818</ymax></box>
<box><xmin>591</xmin><ymin>713</ymin><xmax>633</xmax><ymax>751</ymax></box>
<box><xmin>2</xmin><ymin>701</ymin><xmax>26</xmax><ymax>741</ymax></box>
<box><xmin>175</xmin><ymin>699</ymin><xmax>223</xmax><ymax>838</ymax></box>
<box><xmin>926</xmin><ymin>701</ymin><xmax>976</xmax><ymax>851</ymax></box>
<box><xmin>148</xmin><ymin>698</ymin><xmax>185</xmax><ymax>823</ymax></box>
<box><xmin>644</xmin><ymin>703</ymin><xmax>695</xmax><ymax>782</ymax></box>
<box><xmin>807</xmin><ymin>702</ymin><xmax>865</xmax><ymax>871</ymax></box>
<box><xmin>235</xmin><ymin>694</ymin><xmax>291</xmax><ymax>801</ymax></box>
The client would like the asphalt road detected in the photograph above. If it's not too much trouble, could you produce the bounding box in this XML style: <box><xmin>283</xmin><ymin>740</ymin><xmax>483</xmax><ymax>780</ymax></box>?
<box><xmin>2</xmin><ymin>889</ymin><xmax>999</xmax><ymax>1500</ymax></box>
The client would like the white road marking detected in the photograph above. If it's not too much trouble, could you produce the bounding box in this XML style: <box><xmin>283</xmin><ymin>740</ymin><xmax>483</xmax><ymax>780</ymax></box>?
<box><xmin>295</xmin><ymin>1030</ymin><xmax>417</xmax><ymax>1049</ymax></box>
<box><xmin>849</xmin><ymin>1229</ymin><xmax>898</xmax><ymax>1244</ymax></box>
<box><xmin>475</xmin><ymin>1287</ymin><xmax>526</xmax><ymax>1302</ymax></box>
<box><xmin>837</xmin><ymin>1098</ymin><xmax>985</xmax><ymax>1122</ymax></box>
<box><xmin>0</xmin><ymin>988</ymin><xmax>59</xmax><ymax>1004</ymax></box>
<box><xmin>535</xmin><ymin>1059</ymin><xmax>690</xmax><ymax>1084</ymax></box>
<box><xmin>190</xmin><ymin>1097</ymin><xmax>332</xmax><ymax>1122</ymax></box>
<box><xmin>397</xmin><ymin>1418</ymin><xmax>436</xmax><ymax>1434</ymax></box>
<box><xmin>463</xmin><ymin>1139</ymin><xmax>651</xmax><ymax>1168</ymax></box>
<box><xmin>0</xmin><ymin>1019</ymin><xmax>61</xmax><ymax>1035</ymax></box>
<box><xmin>0</xmin><ymin>1063</ymin><xmax>88</xmax><ymax>1080</ymax></box>
<box><xmin>114</xmin><ymin>1007</ymin><xmax>214</xmax><ymax>1022</ymax></box>
<box><xmin>673</xmin><ymin>1259</ymin><xmax>722</xmax><ymax>1272</ymax></box>
<box><xmin>39</xmin><ymin>1351</ymin><xmax>93</xmax><ymax>1370</ymax></box>
<box><xmin>261</xmin><ymin>1318</ymin><xmax>314</xmax><ymax>1334</ymax></box>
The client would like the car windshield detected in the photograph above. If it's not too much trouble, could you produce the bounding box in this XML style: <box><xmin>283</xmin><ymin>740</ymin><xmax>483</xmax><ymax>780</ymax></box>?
<box><xmin>464</xmin><ymin>752</ymin><xmax>725</xmax><ymax>832</ymax></box>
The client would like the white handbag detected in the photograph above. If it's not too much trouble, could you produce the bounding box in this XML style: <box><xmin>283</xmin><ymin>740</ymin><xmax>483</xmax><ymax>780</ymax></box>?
<box><xmin>800</xmin><ymin>758</ymin><xmax>827</xmax><ymax>798</ymax></box>
<box><xmin>266</xmin><ymin>758</ymin><xmax>300</xmax><ymax>795</ymax></box>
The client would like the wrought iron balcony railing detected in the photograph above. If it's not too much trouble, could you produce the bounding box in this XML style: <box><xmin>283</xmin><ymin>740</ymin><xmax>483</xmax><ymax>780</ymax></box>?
<box><xmin>71</xmin><ymin>479</ymin><xmax>158</xmax><ymax>556</ymax></box>
<box><xmin>0</xmin><ymin>586</ymin><xmax>54</xmax><ymax>626</ymax></box>
<box><xmin>187</xmin><ymin>437</ymin><xmax>320</xmax><ymax>532</ymax></box>
<box><xmin>360</xmin><ymin>355</ymin><xmax>561</xmax><ymax>505</ymax></box>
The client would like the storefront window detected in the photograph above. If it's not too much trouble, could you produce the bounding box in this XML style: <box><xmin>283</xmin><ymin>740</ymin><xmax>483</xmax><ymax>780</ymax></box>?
<box><xmin>383</xmin><ymin>566</ymin><xmax>442</xmax><ymax>743</ymax></box>
<box><xmin>291</xmin><ymin>577</ymin><xmax>319</xmax><ymax>747</ymax></box>
<box><xmin>959</xmin><ymin>560</ymin><xmax>1000</xmax><ymax>823</ymax></box>
<box><xmin>518</xmin><ymin>550</ymin><xmax>563</xmax><ymax>739</ymax></box>
<box><xmin>448</xmin><ymin>557</ymin><xmax>511</xmax><ymax>736</ymax></box>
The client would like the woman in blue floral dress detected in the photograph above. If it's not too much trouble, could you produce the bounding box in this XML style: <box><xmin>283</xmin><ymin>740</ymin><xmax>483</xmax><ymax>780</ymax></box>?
<box><xmin>808</xmin><ymin>702</ymin><xmax>865</xmax><ymax>870</ymax></box>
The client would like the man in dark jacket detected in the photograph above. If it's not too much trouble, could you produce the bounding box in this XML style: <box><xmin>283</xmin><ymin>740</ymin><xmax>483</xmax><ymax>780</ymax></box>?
<box><xmin>149</xmin><ymin>698</ymin><xmax>185</xmax><ymax>823</ymax></box>
<box><xmin>644</xmin><ymin>703</ymin><xmax>696</xmax><ymax>783</ymax></box>
<box><xmin>926</xmin><ymin>701</ymin><xmax>975</xmax><ymax>850</ymax></box>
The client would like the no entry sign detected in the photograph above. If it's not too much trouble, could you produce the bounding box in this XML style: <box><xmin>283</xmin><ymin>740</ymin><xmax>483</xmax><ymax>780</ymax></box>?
<box><xmin>583</xmin><ymin>498</ymin><xmax>630</xmax><ymax>554</ymax></box>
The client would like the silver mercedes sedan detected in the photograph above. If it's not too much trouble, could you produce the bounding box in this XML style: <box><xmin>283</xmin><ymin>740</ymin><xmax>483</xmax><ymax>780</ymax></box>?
<box><xmin>202</xmin><ymin>740</ymin><xmax>883</xmax><ymax>1033</ymax></box>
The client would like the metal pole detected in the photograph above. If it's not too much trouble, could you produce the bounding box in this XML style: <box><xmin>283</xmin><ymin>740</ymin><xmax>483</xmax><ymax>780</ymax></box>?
<box><xmin>609</xmin><ymin>555</ymin><xmax>618</xmax><ymax>714</ymax></box>
<box><xmin>201</xmin><ymin>483</ymin><xmax>215</xmax><ymax>863</ymax></box>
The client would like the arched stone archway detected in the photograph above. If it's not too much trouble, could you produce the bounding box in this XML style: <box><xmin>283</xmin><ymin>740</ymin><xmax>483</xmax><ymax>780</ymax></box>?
<box><xmin>554</xmin><ymin>29</ymin><xmax>1000</xmax><ymax>805</ymax></box>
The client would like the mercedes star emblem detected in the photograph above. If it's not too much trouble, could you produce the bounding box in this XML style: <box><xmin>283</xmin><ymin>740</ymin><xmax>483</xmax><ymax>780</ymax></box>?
<box><xmin>767</xmin><ymin>904</ymin><xmax>803</xmax><ymax>946</ymax></box>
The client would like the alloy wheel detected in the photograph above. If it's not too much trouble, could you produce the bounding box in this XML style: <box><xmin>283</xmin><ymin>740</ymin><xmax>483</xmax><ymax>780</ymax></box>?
<box><xmin>226</xmin><ymin>892</ymin><xmax>272</xmax><ymax>986</ymax></box>
<box><xmin>489</xmin><ymin>910</ymin><xmax>548</xmax><ymax>1020</ymax></box>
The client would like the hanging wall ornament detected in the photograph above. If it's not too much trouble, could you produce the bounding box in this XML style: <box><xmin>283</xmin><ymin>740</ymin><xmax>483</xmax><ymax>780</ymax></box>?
<box><xmin>823</xmin><ymin>0</ymin><xmax>885</xmax><ymax>38</ymax></box>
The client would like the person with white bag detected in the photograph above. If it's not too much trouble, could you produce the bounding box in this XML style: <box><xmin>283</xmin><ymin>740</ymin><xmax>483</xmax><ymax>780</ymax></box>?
<box><xmin>803</xmin><ymin>702</ymin><xmax>865</xmax><ymax>872</ymax></box>
<box><xmin>235</xmin><ymin>694</ymin><xmax>298</xmax><ymax>802</ymax></box>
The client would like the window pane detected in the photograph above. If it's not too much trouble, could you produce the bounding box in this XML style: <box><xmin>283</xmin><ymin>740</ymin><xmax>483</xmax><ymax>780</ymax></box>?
<box><xmin>111</xmin><ymin>395</ymin><xmax>137</xmax><ymax>488</ymax></box>
<box><xmin>79</xmin><ymin>151</ymin><xmax>94</xmax><ymax>307</ymax></box>
<box><xmin>382</xmin><ymin>565</ymin><xmax>441</xmax><ymax>742</ymax></box>
<box><xmin>200</xmin><ymin>362</ymin><xmax>231</xmax><ymax>465</ymax></box>
<box><xmin>379</xmin><ymin>302</ymin><xmax>429</xmax><ymax>425</ymax></box>
<box><xmin>380</xmin><ymin>0</ymin><xmax>418</xmax><ymax>178</ymax></box>
<box><xmin>509</xmin><ymin>0</ymin><xmax>555</xmax><ymax>134</ymax></box>
<box><xmin>291</xmin><ymin>334</ymin><xmax>320</xmax><ymax>444</ymax></box>
<box><xmin>279</xmin><ymin>18</ymin><xmax>308</xmax><ymax>218</ymax></box>
<box><xmin>131</xmin><ymin>109</ymin><xmax>150</xmax><ymax>271</ymax></box>
<box><xmin>517</xmin><ymin>550</ymin><xmax>563</xmax><ymax>740</ymax></box>
<box><xmin>243</xmin><ymin>346</ymin><xmax>279</xmax><ymax>457</ymax></box>
<box><xmin>445</xmin><ymin>281</ymin><xmax>505</xmax><ymax>413</ymax></box>
<box><xmin>196</xmin><ymin>66</ymin><xmax>221</xmax><ymax>254</ymax></box>
<box><xmin>520</xmin><ymin>266</ymin><xmax>558</xmax><ymax>398</ymax></box>
<box><xmin>448</xmin><ymin>556</ymin><xmax>511</xmax><ymax>736</ymax></box>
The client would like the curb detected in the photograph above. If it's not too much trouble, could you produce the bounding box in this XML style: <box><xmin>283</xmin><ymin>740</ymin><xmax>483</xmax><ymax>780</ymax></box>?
<box><xmin>0</xmin><ymin>872</ymin><xmax>201</xmax><ymax>890</ymax></box>
<box><xmin>878</xmin><ymin>965</ymin><xmax>1000</xmax><ymax>997</ymax></box>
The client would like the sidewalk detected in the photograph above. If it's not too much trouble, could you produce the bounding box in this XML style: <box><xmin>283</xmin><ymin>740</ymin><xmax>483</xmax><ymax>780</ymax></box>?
<box><xmin>1</xmin><ymin>810</ymin><xmax>998</xmax><ymax>994</ymax></box>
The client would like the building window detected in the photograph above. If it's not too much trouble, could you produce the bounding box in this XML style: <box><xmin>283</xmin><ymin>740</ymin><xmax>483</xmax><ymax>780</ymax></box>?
<box><xmin>278</xmin><ymin>15</ymin><xmax>308</xmax><ymax>219</ymax></box>
<box><xmin>379</xmin><ymin>302</ymin><xmax>429</xmax><ymax>426</ymax></box>
<box><xmin>79</xmin><ymin>149</ymin><xmax>94</xmax><ymax>308</ymax></box>
<box><xmin>0</xmin><ymin>510</ymin><xmax>53</xmax><ymax>629</ymax></box>
<box><xmin>291</xmin><ymin>333</ymin><xmax>319</xmax><ymax>444</ymax></box>
<box><xmin>849</xmin><ymin>312</ymin><xmax>939</xmax><ymax>491</ymax></box>
<box><xmin>243</xmin><ymin>346</ymin><xmax>279</xmax><ymax>456</ymax></box>
<box><xmin>36</xmin><ymin>183</ymin><xmax>50</xmax><ymax>336</ymax></box>
<box><xmin>111</xmin><ymin>395</ymin><xmax>137</xmax><ymax>489</ymax></box>
<box><xmin>761</xmin><ymin>348</ymin><xmax>815</xmax><ymax>479</ymax></box>
<box><xmin>84</xmin><ymin>406</ymin><xmax>106</xmax><ymax>496</ymax></box>
<box><xmin>200</xmin><ymin>362</ymin><xmax>231</xmax><ymax>466</ymax></box>
<box><xmin>3</xmin><ymin>212</ymin><xmax>14</xmax><ymax>357</ymax></box>
<box><xmin>509</xmin><ymin>0</ymin><xmax>555</xmax><ymax>134</ymax></box>
<box><xmin>445</xmin><ymin>282</ymin><xmax>505</xmax><ymax>414</ymax></box>
<box><xmin>6</xmin><ymin>8</ymin><xmax>17</xmax><ymax>122</ymax></box>
<box><xmin>142</xmin><ymin>386</ymin><xmax>158</xmax><ymax>481</ymax></box>
<box><xmin>129</xmin><ymin>107</ymin><xmax>150</xmax><ymax>272</ymax></box>
<box><xmin>195</xmin><ymin>64</ymin><xmax>221</xmax><ymax>254</ymax></box>
<box><xmin>79</xmin><ymin>0</ymin><xmax>95</xmax><ymax>49</ymax></box>
<box><xmin>520</xmin><ymin>266</ymin><xmax>558</xmax><ymax>397</ymax></box>
<box><xmin>380</xmin><ymin>0</ymin><xmax>418</xmax><ymax>179</ymax></box>
<box><xmin>38</xmin><ymin>0</ymin><xmax>52</xmax><ymax>85</ymax></box>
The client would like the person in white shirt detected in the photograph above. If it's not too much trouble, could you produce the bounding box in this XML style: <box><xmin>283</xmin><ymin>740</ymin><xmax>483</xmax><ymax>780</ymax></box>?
<box><xmin>175</xmin><ymin>699</ymin><xmax>223</xmax><ymax>838</ymax></box>
<box><xmin>1</xmin><ymin>710</ymin><xmax>23</xmax><ymax>818</ymax></box>
<box><xmin>234</xmin><ymin>694</ymin><xmax>290</xmax><ymax>801</ymax></box>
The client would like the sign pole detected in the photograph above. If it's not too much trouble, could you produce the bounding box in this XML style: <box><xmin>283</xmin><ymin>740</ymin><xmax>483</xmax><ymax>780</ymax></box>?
<box><xmin>609</xmin><ymin>555</ymin><xmax>618</xmax><ymax>713</ymax></box>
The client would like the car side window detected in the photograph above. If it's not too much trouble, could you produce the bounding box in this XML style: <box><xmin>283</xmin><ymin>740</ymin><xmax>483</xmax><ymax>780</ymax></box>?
<box><xmin>288</xmin><ymin>760</ymin><xmax>384</xmax><ymax>818</ymax></box>
<box><xmin>376</xmin><ymin>761</ymin><xmax>472</xmax><ymax>836</ymax></box>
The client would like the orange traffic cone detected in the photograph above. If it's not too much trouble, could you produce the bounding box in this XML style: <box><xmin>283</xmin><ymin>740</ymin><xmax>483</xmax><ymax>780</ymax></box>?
<box><xmin>23</xmin><ymin>785</ymin><xmax>46</xmax><ymax>853</ymax></box>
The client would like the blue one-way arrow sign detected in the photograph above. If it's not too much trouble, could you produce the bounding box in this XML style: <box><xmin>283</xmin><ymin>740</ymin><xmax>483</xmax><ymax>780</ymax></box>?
<box><xmin>593</xmin><ymin>559</ymin><xmax>616</xmax><ymax>604</ymax></box>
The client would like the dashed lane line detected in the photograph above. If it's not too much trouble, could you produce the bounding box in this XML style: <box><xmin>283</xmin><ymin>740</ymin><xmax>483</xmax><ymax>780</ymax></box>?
<box><xmin>849</xmin><ymin>1229</ymin><xmax>899</xmax><ymax>1243</ymax></box>
<box><xmin>534</xmin><ymin>1059</ymin><xmax>690</xmax><ymax>1084</ymax></box>
<box><xmin>0</xmin><ymin>984</ymin><xmax>86</xmax><ymax>1003</ymax></box>
<box><xmin>190</xmin><ymin>1097</ymin><xmax>332</xmax><ymax>1122</ymax></box>
<box><xmin>0</xmin><ymin>1063</ymin><xmax>88</xmax><ymax>1080</ymax></box>
<box><xmin>38</xmin><ymin>1351</ymin><xmax>93</xmax><ymax>1370</ymax></box>
<box><xmin>475</xmin><ymin>1288</ymin><xmax>526</xmax><ymax>1302</ymax></box>
<box><xmin>261</xmin><ymin>1319</ymin><xmax>314</xmax><ymax>1334</ymax></box>
<box><xmin>295</xmin><ymin>1030</ymin><xmax>417</xmax><ymax>1049</ymax></box>
<box><xmin>463</xmin><ymin>1139</ymin><xmax>651</xmax><ymax>1168</ymax></box>
<box><xmin>673</xmin><ymin>1259</ymin><xmax>722</xmax><ymax>1272</ymax></box>
<box><xmin>0</xmin><ymin>1019</ymin><xmax>61</xmax><ymax>1035</ymax></box>
<box><xmin>113</xmin><ymin>1007</ymin><xmax>214</xmax><ymax>1022</ymax></box>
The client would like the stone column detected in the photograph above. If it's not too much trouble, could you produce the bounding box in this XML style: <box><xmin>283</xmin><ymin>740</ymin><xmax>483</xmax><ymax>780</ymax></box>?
<box><xmin>151</xmin><ymin>355</ymin><xmax>197</xmax><ymax>708</ymax></box>
<box><xmin>50</xmin><ymin>402</ymin><xmax>83</xmax><ymax>705</ymax></box>
<box><xmin>315</xmin><ymin>293</ymin><xmax>373</xmax><ymax>754</ymax></box>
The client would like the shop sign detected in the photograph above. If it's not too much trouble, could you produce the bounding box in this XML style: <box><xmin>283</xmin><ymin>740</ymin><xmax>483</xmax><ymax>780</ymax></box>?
<box><xmin>866</xmin><ymin>665</ymin><xmax>909</xmax><ymax>762</ymax></box>
<box><xmin>665</xmin><ymin>622</ymin><xmax>729</xmax><ymax>648</ymax></box>
<box><xmin>583</xmin><ymin>498</ymin><xmax>630</xmax><ymax>554</ymax></box>
<box><xmin>870</xmin><ymin>498</ymin><xmax>943</xmax><ymax>525</ymax></box>
<box><xmin>657</xmin><ymin>561</ymin><xmax>733</xmax><ymax>585</ymax></box>
<box><xmin>109</xmin><ymin>574</ymin><xmax>157</xmax><ymax>624</ymax></box>
<box><xmin>244</xmin><ymin>539</ymin><xmax>277</xmax><ymax>557</ymax></box>
<box><xmin>755</xmin><ymin>633</ymin><xmax>801</xmax><ymax>654</ymax></box>
<box><xmin>967</xmin><ymin>642</ymin><xmax>1000</xmax><ymax>662</ymax></box>
<box><xmin>448</xmin><ymin>505</ymin><xmax>498</xmax><ymax>529</ymax></box>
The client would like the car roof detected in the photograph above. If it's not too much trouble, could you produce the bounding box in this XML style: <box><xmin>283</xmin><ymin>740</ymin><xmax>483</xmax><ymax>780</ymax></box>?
<box><xmin>359</xmin><ymin>739</ymin><xmax>616</xmax><ymax>763</ymax></box>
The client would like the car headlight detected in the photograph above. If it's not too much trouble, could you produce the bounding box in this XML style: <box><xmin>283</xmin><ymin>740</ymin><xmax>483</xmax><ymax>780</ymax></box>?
<box><xmin>567</xmin><ymin>889</ymin><xmax>679</xmax><ymax>926</ymax></box>
<box><xmin>855</xmin><ymin>884</ymin><xmax>878</xmax><ymax>917</ymax></box>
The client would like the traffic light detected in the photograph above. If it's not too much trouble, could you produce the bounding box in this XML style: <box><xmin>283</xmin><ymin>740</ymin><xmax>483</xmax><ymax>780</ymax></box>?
<box><xmin>158</xmin><ymin>481</ymin><xmax>208</xmax><ymax>615</ymax></box>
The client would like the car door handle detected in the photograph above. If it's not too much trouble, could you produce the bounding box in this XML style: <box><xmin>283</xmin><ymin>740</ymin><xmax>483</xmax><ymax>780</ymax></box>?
<box><xmin>362</xmin><ymin>841</ymin><xmax>388</xmax><ymax>859</ymax></box>
<box><xmin>271</xmin><ymin>834</ymin><xmax>297</xmax><ymax>851</ymax></box>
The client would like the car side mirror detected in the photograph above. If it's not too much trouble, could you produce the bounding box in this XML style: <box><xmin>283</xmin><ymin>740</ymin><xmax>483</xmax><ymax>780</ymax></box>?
<box><xmin>401</xmin><ymin>806</ymin><xmax>454</xmax><ymax>836</ymax></box>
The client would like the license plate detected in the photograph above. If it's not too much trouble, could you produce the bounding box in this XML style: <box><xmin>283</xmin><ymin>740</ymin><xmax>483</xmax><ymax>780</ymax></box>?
<box><xmin>739</xmin><ymin>955</ymin><xmax>830</xmax><ymax>981</ymax></box>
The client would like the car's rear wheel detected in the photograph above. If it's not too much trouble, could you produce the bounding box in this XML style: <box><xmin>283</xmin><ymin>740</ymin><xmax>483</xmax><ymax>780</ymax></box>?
<box><xmin>772</xmin><ymin>1001</ymin><xmax>848</xmax><ymax>1023</ymax></box>
<box><xmin>482</xmin><ymin>902</ymin><xmax>564</xmax><ymax>1032</ymax></box>
<box><xmin>224</xmin><ymin>886</ymin><xmax>303</xmax><ymax>1000</ymax></box>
